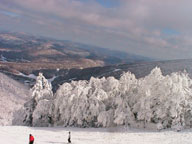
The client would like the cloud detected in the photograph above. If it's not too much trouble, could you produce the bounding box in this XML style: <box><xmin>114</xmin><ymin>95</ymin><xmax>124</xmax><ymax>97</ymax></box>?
<box><xmin>0</xmin><ymin>10</ymin><xmax>20</xmax><ymax>17</ymax></box>
<box><xmin>0</xmin><ymin>0</ymin><xmax>192</xmax><ymax>59</ymax></box>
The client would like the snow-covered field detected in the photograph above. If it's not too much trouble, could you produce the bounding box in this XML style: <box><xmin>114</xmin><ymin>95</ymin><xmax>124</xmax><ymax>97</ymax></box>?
<box><xmin>0</xmin><ymin>73</ymin><xmax>30</xmax><ymax>125</ymax></box>
<box><xmin>1</xmin><ymin>126</ymin><xmax>192</xmax><ymax>144</ymax></box>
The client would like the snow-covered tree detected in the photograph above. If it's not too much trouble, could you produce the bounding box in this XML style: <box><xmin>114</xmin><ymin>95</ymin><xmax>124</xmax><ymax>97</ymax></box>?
<box><xmin>23</xmin><ymin>73</ymin><xmax>53</xmax><ymax>126</ymax></box>
<box><xmin>32</xmin><ymin>72</ymin><xmax>53</xmax><ymax>101</ymax></box>
<box><xmin>53</xmin><ymin>79</ymin><xmax>107</xmax><ymax>127</ymax></box>
<box><xmin>19</xmin><ymin>67</ymin><xmax>192</xmax><ymax>130</ymax></box>
<box><xmin>51</xmin><ymin>67</ymin><xmax>192</xmax><ymax>130</ymax></box>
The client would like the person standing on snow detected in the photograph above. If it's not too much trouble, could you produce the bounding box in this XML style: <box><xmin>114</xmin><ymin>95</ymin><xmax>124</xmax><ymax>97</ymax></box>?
<box><xmin>29</xmin><ymin>134</ymin><xmax>34</xmax><ymax>144</ymax></box>
<box><xmin>68</xmin><ymin>131</ymin><xmax>71</xmax><ymax>143</ymax></box>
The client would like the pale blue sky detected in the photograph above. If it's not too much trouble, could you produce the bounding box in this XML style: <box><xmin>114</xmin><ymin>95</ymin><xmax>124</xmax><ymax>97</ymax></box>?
<box><xmin>78</xmin><ymin>0</ymin><xmax>120</xmax><ymax>8</ymax></box>
<box><xmin>0</xmin><ymin>10</ymin><xmax>19</xmax><ymax>17</ymax></box>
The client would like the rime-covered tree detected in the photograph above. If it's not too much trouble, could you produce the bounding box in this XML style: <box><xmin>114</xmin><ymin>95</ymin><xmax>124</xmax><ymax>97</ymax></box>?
<box><xmin>23</xmin><ymin>73</ymin><xmax>53</xmax><ymax>126</ymax></box>
<box><xmin>20</xmin><ymin>67</ymin><xmax>192</xmax><ymax>130</ymax></box>
<box><xmin>52</xmin><ymin>67</ymin><xmax>192</xmax><ymax>130</ymax></box>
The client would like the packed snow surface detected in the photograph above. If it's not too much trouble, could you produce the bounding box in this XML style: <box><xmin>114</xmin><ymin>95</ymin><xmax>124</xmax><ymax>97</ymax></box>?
<box><xmin>1</xmin><ymin>126</ymin><xmax>192</xmax><ymax>144</ymax></box>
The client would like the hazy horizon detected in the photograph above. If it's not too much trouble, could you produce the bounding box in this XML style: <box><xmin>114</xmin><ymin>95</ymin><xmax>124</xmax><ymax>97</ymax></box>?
<box><xmin>1</xmin><ymin>0</ymin><xmax>192</xmax><ymax>60</ymax></box>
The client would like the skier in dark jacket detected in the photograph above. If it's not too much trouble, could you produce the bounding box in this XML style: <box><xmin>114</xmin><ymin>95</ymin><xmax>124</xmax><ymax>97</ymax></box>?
<box><xmin>68</xmin><ymin>131</ymin><xmax>71</xmax><ymax>143</ymax></box>
<box><xmin>29</xmin><ymin>134</ymin><xmax>34</xmax><ymax>144</ymax></box>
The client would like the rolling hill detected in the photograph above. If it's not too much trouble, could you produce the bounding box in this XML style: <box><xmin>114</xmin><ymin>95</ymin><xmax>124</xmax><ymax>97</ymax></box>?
<box><xmin>0</xmin><ymin>32</ymin><xmax>150</xmax><ymax>74</ymax></box>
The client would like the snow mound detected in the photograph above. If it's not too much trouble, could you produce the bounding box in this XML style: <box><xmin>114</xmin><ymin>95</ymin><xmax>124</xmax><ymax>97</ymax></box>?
<box><xmin>0</xmin><ymin>73</ymin><xmax>30</xmax><ymax>125</ymax></box>
<box><xmin>23</xmin><ymin>67</ymin><xmax>192</xmax><ymax>130</ymax></box>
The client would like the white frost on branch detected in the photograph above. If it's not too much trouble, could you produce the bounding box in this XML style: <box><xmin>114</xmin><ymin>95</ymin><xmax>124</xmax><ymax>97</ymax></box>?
<box><xmin>22</xmin><ymin>67</ymin><xmax>192</xmax><ymax>130</ymax></box>
<box><xmin>52</xmin><ymin>67</ymin><xmax>192</xmax><ymax>130</ymax></box>
<box><xmin>32</xmin><ymin>72</ymin><xmax>53</xmax><ymax>101</ymax></box>
<box><xmin>23</xmin><ymin>73</ymin><xmax>53</xmax><ymax>126</ymax></box>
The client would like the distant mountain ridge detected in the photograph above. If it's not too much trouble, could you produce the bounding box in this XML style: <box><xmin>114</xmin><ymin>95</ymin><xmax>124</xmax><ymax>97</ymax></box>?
<box><xmin>0</xmin><ymin>31</ymin><xmax>151</xmax><ymax>74</ymax></box>
<box><xmin>2</xmin><ymin>58</ymin><xmax>192</xmax><ymax>93</ymax></box>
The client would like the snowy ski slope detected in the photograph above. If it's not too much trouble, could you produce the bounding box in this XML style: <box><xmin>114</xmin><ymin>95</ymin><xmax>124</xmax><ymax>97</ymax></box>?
<box><xmin>1</xmin><ymin>126</ymin><xmax>192</xmax><ymax>144</ymax></box>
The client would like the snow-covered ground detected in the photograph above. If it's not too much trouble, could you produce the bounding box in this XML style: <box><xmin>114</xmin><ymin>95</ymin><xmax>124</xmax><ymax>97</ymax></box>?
<box><xmin>1</xmin><ymin>126</ymin><xmax>192</xmax><ymax>144</ymax></box>
<box><xmin>0</xmin><ymin>54</ymin><xmax>7</xmax><ymax>62</ymax></box>
<box><xmin>0</xmin><ymin>73</ymin><xmax>30</xmax><ymax>125</ymax></box>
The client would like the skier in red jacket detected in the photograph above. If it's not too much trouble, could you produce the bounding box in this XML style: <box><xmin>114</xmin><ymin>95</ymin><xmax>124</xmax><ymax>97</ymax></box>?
<box><xmin>29</xmin><ymin>134</ymin><xmax>34</xmax><ymax>144</ymax></box>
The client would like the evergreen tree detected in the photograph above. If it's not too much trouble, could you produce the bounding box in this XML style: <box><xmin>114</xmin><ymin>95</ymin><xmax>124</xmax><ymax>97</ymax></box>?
<box><xmin>23</xmin><ymin>73</ymin><xmax>53</xmax><ymax>126</ymax></box>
